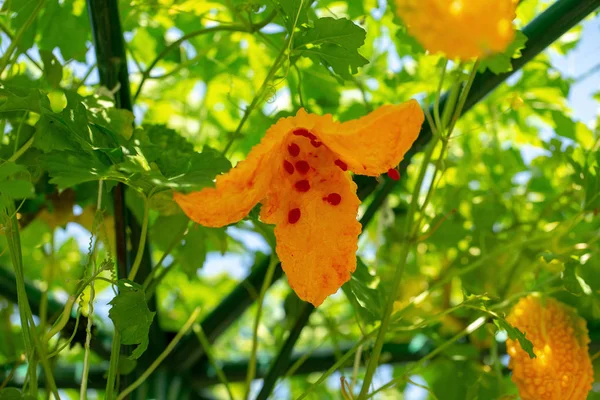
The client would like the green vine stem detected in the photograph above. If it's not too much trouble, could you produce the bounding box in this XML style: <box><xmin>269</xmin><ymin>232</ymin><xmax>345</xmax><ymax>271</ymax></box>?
<box><xmin>222</xmin><ymin>2</ymin><xmax>303</xmax><ymax>155</ymax></box>
<box><xmin>80</xmin><ymin>180</ymin><xmax>104</xmax><ymax>399</ymax></box>
<box><xmin>358</xmin><ymin>135</ymin><xmax>440</xmax><ymax>398</ymax></box>
<box><xmin>47</xmin><ymin>311</ymin><xmax>81</xmax><ymax>358</ymax></box>
<box><xmin>192</xmin><ymin>322</ymin><xmax>235</xmax><ymax>400</ymax></box>
<box><xmin>142</xmin><ymin>220</ymin><xmax>189</xmax><ymax>292</ymax></box>
<box><xmin>105</xmin><ymin>331</ymin><xmax>122</xmax><ymax>399</ymax></box>
<box><xmin>43</xmin><ymin>267</ymin><xmax>118</xmax><ymax>344</ymax></box>
<box><xmin>358</xmin><ymin>60</ymin><xmax>481</xmax><ymax>399</ymax></box>
<box><xmin>433</xmin><ymin>59</ymin><xmax>448</xmax><ymax>133</ymax></box>
<box><xmin>6</xmin><ymin>135</ymin><xmax>34</xmax><ymax>164</ymax></box>
<box><xmin>296</xmin><ymin>329</ymin><xmax>379</xmax><ymax>400</ymax></box>
<box><xmin>127</xmin><ymin>193</ymin><xmax>151</xmax><ymax>281</ymax></box>
<box><xmin>244</xmin><ymin>254</ymin><xmax>280</xmax><ymax>399</ymax></box>
<box><xmin>0</xmin><ymin>197</ymin><xmax>38</xmax><ymax>395</ymax></box>
<box><xmin>26</xmin><ymin>313</ymin><xmax>60</xmax><ymax>399</ymax></box>
<box><xmin>366</xmin><ymin>316</ymin><xmax>487</xmax><ymax>398</ymax></box>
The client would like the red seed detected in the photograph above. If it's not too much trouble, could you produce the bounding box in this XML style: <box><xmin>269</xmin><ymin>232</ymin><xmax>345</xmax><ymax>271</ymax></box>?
<box><xmin>387</xmin><ymin>168</ymin><xmax>400</xmax><ymax>181</ymax></box>
<box><xmin>283</xmin><ymin>160</ymin><xmax>294</xmax><ymax>174</ymax></box>
<box><xmin>294</xmin><ymin>180</ymin><xmax>310</xmax><ymax>192</ymax></box>
<box><xmin>326</xmin><ymin>193</ymin><xmax>342</xmax><ymax>205</ymax></box>
<box><xmin>288</xmin><ymin>208</ymin><xmax>301</xmax><ymax>224</ymax></box>
<box><xmin>293</xmin><ymin>128</ymin><xmax>317</xmax><ymax>141</ymax></box>
<box><xmin>310</xmin><ymin>139</ymin><xmax>322</xmax><ymax>148</ymax></box>
<box><xmin>288</xmin><ymin>143</ymin><xmax>300</xmax><ymax>157</ymax></box>
<box><xmin>295</xmin><ymin>160</ymin><xmax>310</xmax><ymax>174</ymax></box>
<box><xmin>334</xmin><ymin>159</ymin><xmax>348</xmax><ymax>171</ymax></box>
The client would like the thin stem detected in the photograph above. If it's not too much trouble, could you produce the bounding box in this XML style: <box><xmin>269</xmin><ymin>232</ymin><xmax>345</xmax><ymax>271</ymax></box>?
<box><xmin>39</xmin><ymin>233</ymin><xmax>55</xmax><ymax>331</ymax></box>
<box><xmin>222</xmin><ymin>3</ymin><xmax>302</xmax><ymax>155</ymax></box>
<box><xmin>351</xmin><ymin>345</ymin><xmax>363</xmax><ymax>389</ymax></box>
<box><xmin>490</xmin><ymin>326</ymin><xmax>503</xmax><ymax>386</ymax></box>
<box><xmin>145</xmin><ymin>262</ymin><xmax>177</xmax><ymax>301</ymax></box>
<box><xmin>11</xmin><ymin>111</ymin><xmax>27</xmax><ymax>156</ymax></box>
<box><xmin>0</xmin><ymin>0</ymin><xmax>45</xmax><ymax>76</ymax></box>
<box><xmin>433</xmin><ymin>59</ymin><xmax>448</xmax><ymax>133</ymax></box>
<box><xmin>44</xmin><ymin>265</ymin><xmax>112</xmax><ymax>342</ymax></box>
<box><xmin>0</xmin><ymin>197</ymin><xmax>37</xmax><ymax>396</ymax></box>
<box><xmin>358</xmin><ymin>137</ymin><xmax>439</xmax><ymax>399</ymax></box>
<box><xmin>0</xmin><ymin>357</ymin><xmax>21</xmax><ymax>390</ymax></box>
<box><xmin>192</xmin><ymin>323</ymin><xmax>235</xmax><ymax>400</ymax></box>
<box><xmin>47</xmin><ymin>311</ymin><xmax>81</xmax><ymax>358</ymax></box>
<box><xmin>133</xmin><ymin>10</ymin><xmax>276</xmax><ymax>100</ymax></box>
<box><xmin>422</xmin><ymin>104</ymin><xmax>439</xmax><ymax>137</ymax></box>
<box><xmin>74</xmin><ymin>63</ymin><xmax>97</xmax><ymax>90</ymax></box>
<box><xmin>447</xmin><ymin>61</ymin><xmax>480</xmax><ymax>137</ymax></box>
<box><xmin>142</xmin><ymin>220</ymin><xmax>188</xmax><ymax>291</ymax></box>
<box><xmin>352</xmin><ymin>76</ymin><xmax>373</xmax><ymax>112</ymax></box>
<box><xmin>105</xmin><ymin>331</ymin><xmax>122</xmax><ymax>399</ymax></box>
<box><xmin>44</xmin><ymin>296</ymin><xmax>77</xmax><ymax>342</ymax></box>
<box><xmin>296</xmin><ymin>329</ymin><xmax>379</xmax><ymax>400</ymax></box>
<box><xmin>80</xmin><ymin>181</ymin><xmax>104</xmax><ymax>399</ymax></box>
<box><xmin>411</xmin><ymin>62</ymin><xmax>479</xmax><ymax>236</ymax></box>
<box><xmin>283</xmin><ymin>345</ymin><xmax>319</xmax><ymax>380</ymax></box>
<box><xmin>367</xmin><ymin>317</ymin><xmax>487</xmax><ymax>398</ymax></box>
<box><xmin>6</xmin><ymin>135</ymin><xmax>34</xmax><ymax>163</ymax></box>
<box><xmin>244</xmin><ymin>255</ymin><xmax>280</xmax><ymax>399</ymax></box>
<box><xmin>222</xmin><ymin>41</ymin><xmax>289</xmax><ymax>155</ymax></box>
<box><xmin>413</xmin><ymin>139</ymin><xmax>449</xmax><ymax>236</ymax></box>
<box><xmin>294</xmin><ymin>64</ymin><xmax>307</xmax><ymax>110</ymax></box>
<box><xmin>127</xmin><ymin>194</ymin><xmax>151</xmax><ymax>281</ymax></box>
<box><xmin>441</xmin><ymin>78</ymin><xmax>462</xmax><ymax>129</ymax></box>
<box><xmin>26</xmin><ymin>314</ymin><xmax>61</xmax><ymax>399</ymax></box>
<box><xmin>116</xmin><ymin>308</ymin><xmax>201</xmax><ymax>400</ymax></box>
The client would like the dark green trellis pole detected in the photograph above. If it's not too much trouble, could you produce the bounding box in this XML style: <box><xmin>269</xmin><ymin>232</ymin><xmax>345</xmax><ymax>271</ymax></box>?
<box><xmin>86</xmin><ymin>0</ymin><xmax>166</xmax><ymax>398</ymax></box>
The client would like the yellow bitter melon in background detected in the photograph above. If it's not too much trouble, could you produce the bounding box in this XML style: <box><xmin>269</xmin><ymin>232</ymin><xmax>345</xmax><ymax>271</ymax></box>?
<box><xmin>395</xmin><ymin>0</ymin><xmax>518</xmax><ymax>59</ymax></box>
<box><xmin>506</xmin><ymin>295</ymin><xmax>593</xmax><ymax>400</ymax></box>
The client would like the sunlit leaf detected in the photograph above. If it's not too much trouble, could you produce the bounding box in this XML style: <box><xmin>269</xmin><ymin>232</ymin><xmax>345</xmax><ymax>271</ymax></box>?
<box><xmin>295</xmin><ymin>17</ymin><xmax>369</xmax><ymax>80</ymax></box>
<box><xmin>108</xmin><ymin>280</ymin><xmax>156</xmax><ymax>360</ymax></box>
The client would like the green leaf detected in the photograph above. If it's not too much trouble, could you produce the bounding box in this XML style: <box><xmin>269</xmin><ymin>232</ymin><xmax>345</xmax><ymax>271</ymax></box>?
<box><xmin>551</xmin><ymin>110</ymin><xmax>576</xmax><ymax>140</ymax></box>
<box><xmin>108</xmin><ymin>280</ymin><xmax>156</xmax><ymax>360</ymax></box>
<box><xmin>479</xmin><ymin>31</ymin><xmax>528</xmax><ymax>75</ymax></box>
<box><xmin>40</xmin><ymin>150</ymin><xmax>121</xmax><ymax>189</ymax></box>
<box><xmin>34</xmin><ymin>91</ymin><xmax>102</xmax><ymax>154</ymax></box>
<box><xmin>562</xmin><ymin>260</ymin><xmax>585</xmax><ymax>296</ymax></box>
<box><xmin>295</xmin><ymin>17</ymin><xmax>369</xmax><ymax>81</ymax></box>
<box><xmin>106</xmin><ymin>109</ymin><xmax>135</xmax><ymax>140</ymax></box>
<box><xmin>0</xmin><ymin>87</ymin><xmax>48</xmax><ymax>115</ymax></box>
<box><xmin>129</xmin><ymin>27</ymin><xmax>158</xmax><ymax>65</ymax></box>
<box><xmin>178</xmin><ymin>225</ymin><xmax>208</xmax><ymax>279</ymax></box>
<box><xmin>37</xmin><ymin>0</ymin><xmax>89</xmax><ymax>61</ymax></box>
<box><xmin>342</xmin><ymin>257</ymin><xmax>383</xmax><ymax>322</ymax></box>
<box><xmin>126</xmin><ymin>125</ymin><xmax>231</xmax><ymax>193</ymax></box>
<box><xmin>39</xmin><ymin>49</ymin><xmax>63</xmax><ymax>88</ymax></box>
<box><xmin>493</xmin><ymin>317</ymin><xmax>536</xmax><ymax>359</ymax></box>
<box><xmin>0</xmin><ymin>162</ymin><xmax>34</xmax><ymax>199</ymax></box>
<box><xmin>117</xmin><ymin>357</ymin><xmax>137</xmax><ymax>376</ymax></box>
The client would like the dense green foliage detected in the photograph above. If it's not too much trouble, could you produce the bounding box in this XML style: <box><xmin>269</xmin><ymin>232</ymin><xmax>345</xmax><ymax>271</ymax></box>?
<box><xmin>0</xmin><ymin>0</ymin><xmax>599</xmax><ymax>399</ymax></box>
